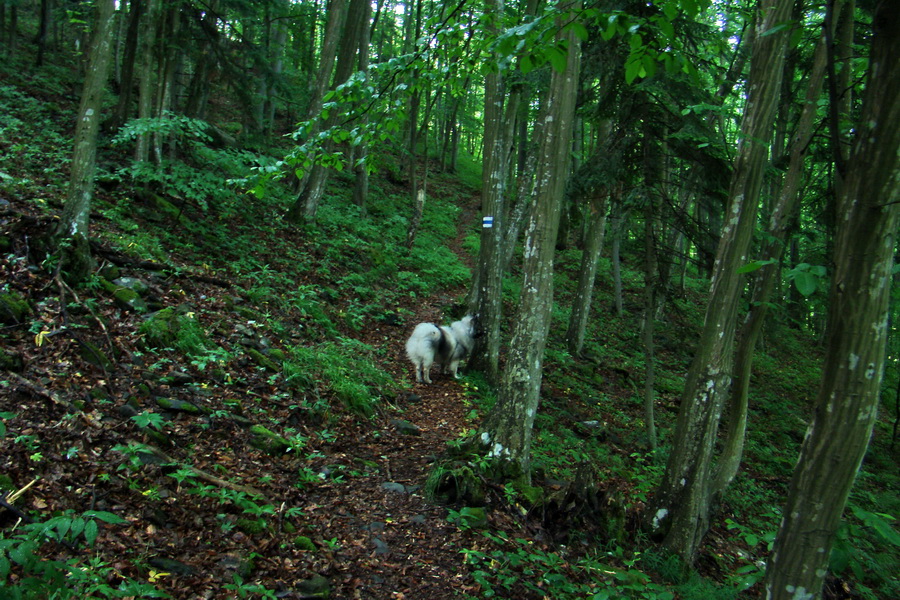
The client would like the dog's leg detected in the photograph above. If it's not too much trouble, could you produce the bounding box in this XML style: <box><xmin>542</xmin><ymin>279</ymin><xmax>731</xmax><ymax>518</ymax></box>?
<box><xmin>414</xmin><ymin>361</ymin><xmax>424</xmax><ymax>383</ymax></box>
<box><xmin>422</xmin><ymin>358</ymin><xmax>434</xmax><ymax>384</ymax></box>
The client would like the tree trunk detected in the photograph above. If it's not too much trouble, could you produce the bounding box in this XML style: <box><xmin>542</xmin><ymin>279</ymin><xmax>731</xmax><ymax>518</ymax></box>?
<box><xmin>134</xmin><ymin>0</ymin><xmax>158</xmax><ymax>162</ymax></box>
<box><xmin>765</xmin><ymin>4</ymin><xmax>900</xmax><ymax>597</ymax></box>
<box><xmin>111</xmin><ymin>0</ymin><xmax>143</xmax><ymax>130</ymax></box>
<box><xmin>712</xmin><ymin>17</ymin><xmax>831</xmax><ymax>500</ymax></box>
<box><xmin>565</xmin><ymin>192</ymin><xmax>608</xmax><ymax>355</ymax></box>
<box><xmin>478</xmin><ymin>8</ymin><xmax>581</xmax><ymax>478</ymax></box>
<box><xmin>647</xmin><ymin>0</ymin><xmax>793</xmax><ymax>563</ymax></box>
<box><xmin>288</xmin><ymin>0</ymin><xmax>370</xmax><ymax>223</ymax></box>
<box><xmin>466</xmin><ymin>0</ymin><xmax>516</xmax><ymax>385</ymax></box>
<box><xmin>55</xmin><ymin>0</ymin><xmax>116</xmax><ymax>282</ymax></box>
<box><xmin>351</xmin><ymin>0</ymin><xmax>373</xmax><ymax>211</ymax></box>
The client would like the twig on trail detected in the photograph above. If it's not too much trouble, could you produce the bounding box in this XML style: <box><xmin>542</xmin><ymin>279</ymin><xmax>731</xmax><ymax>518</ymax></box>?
<box><xmin>6</xmin><ymin>478</ymin><xmax>38</xmax><ymax>505</ymax></box>
<box><xmin>129</xmin><ymin>441</ymin><xmax>269</xmax><ymax>501</ymax></box>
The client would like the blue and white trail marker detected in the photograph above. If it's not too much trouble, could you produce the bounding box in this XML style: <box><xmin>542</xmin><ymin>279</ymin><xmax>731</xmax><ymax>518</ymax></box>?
<box><xmin>483</xmin><ymin>216</ymin><xmax>494</xmax><ymax>228</ymax></box>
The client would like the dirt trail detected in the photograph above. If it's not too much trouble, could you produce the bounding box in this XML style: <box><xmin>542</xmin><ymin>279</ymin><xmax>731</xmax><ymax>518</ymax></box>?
<box><xmin>299</xmin><ymin>197</ymin><xmax>486</xmax><ymax>598</ymax></box>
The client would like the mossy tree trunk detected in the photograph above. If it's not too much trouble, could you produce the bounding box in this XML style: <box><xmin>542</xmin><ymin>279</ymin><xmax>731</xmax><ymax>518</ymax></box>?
<box><xmin>765</xmin><ymin>4</ymin><xmax>900</xmax><ymax>597</ymax></box>
<box><xmin>647</xmin><ymin>0</ymin><xmax>793</xmax><ymax>563</ymax></box>
<box><xmin>477</xmin><ymin>8</ymin><xmax>580</xmax><ymax>479</ymax></box>
<box><xmin>55</xmin><ymin>0</ymin><xmax>116</xmax><ymax>282</ymax></box>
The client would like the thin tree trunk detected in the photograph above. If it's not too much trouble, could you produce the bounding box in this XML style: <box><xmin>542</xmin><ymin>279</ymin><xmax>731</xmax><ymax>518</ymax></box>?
<box><xmin>565</xmin><ymin>192</ymin><xmax>608</xmax><ymax>355</ymax></box>
<box><xmin>55</xmin><ymin>0</ymin><xmax>116</xmax><ymax>281</ymax></box>
<box><xmin>766</xmin><ymin>5</ymin><xmax>899</xmax><ymax>596</ymax></box>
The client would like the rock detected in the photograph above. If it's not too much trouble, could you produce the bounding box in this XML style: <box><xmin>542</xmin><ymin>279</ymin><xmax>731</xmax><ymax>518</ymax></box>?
<box><xmin>0</xmin><ymin>347</ymin><xmax>24</xmax><ymax>372</ymax></box>
<box><xmin>117</xmin><ymin>399</ymin><xmax>141</xmax><ymax>419</ymax></box>
<box><xmin>77</xmin><ymin>339</ymin><xmax>114</xmax><ymax>370</ymax></box>
<box><xmin>371</xmin><ymin>536</ymin><xmax>389</xmax><ymax>555</ymax></box>
<box><xmin>293</xmin><ymin>536</ymin><xmax>317</xmax><ymax>552</ymax></box>
<box><xmin>391</xmin><ymin>419</ymin><xmax>421</xmax><ymax>436</ymax></box>
<box><xmin>244</xmin><ymin>347</ymin><xmax>280</xmax><ymax>372</ymax></box>
<box><xmin>148</xmin><ymin>557</ymin><xmax>195</xmax><ymax>577</ymax></box>
<box><xmin>381</xmin><ymin>482</ymin><xmax>408</xmax><ymax>495</ymax></box>
<box><xmin>218</xmin><ymin>553</ymin><xmax>255</xmax><ymax>579</ymax></box>
<box><xmin>296</xmin><ymin>574</ymin><xmax>331</xmax><ymax>598</ymax></box>
<box><xmin>159</xmin><ymin>370</ymin><xmax>194</xmax><ymax>386</ymax></box>
<box><xmin>154</xmin><ymin>397</ymin><xmax>202</xmax><ymax>414</ymax></box>
<box><xmin>112</xmin><ymin>276</ymin><xmax>150</xmax><ymax>295</ymax></box>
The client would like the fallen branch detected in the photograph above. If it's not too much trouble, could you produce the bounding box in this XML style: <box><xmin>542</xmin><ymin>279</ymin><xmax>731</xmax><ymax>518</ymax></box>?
<box><xmin>5</xmin><ymin>374</ymin><xmax>103</xmax><ymax>428</ymax></box>
<box><xmin>90</xmin><ymin>242</ymin><xmax>232</xmax><ymax>287</ymax></box>
<box><xmin>128</xmin><ymin>441</ymin><xmax>269</xmax><ymax>501</ymax></box>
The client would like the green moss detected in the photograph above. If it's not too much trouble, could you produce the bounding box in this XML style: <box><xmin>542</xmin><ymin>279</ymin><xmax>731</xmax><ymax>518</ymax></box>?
<box><xmin>139</xmin><ymin>307</ymin><xmax>212</xmax><ymax>358</ymax></box>
<box><xmin>0</xmin><ymin>347</ymin><xmax>24</xmax><ymax>372</ymax></box>
<box><xmin>155</xmin><ymin>397</ymin><xmax>202</xmax><ymax>414</ymax></box>
<box><xmin>0</xmin><ymin>291</ymin><xmax>32</xmax><ymax>324</ymax></box>
<box><xmin>294</xmin><ymin>536</ymin><xmax>317</xmax><ymax>552</ymax></box>
<box><xmin>78</xmin><ymin>339</ymin><xmax>114</xmax><ymax>370</ymax></box>
<box><xmin>245</xmin><ymin>347</ymin><xmax>280</xmax><ymax>372</ymax></box>
<box><xmin>248</xmin><ymin>425</ymin><xmax>291</xmax><ymax>455</ymax></box>
<box><xmin>235</xmin><ymin>518</ymin><xmax>268</xmax><ymax>535</ymax></box>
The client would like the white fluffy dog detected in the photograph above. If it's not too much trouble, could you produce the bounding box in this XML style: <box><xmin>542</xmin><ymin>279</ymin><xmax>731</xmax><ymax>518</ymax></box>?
<box><xmin>405</xmin><ymin>315</ymin><xmax>476</xmax><ymax>384</ymax></box>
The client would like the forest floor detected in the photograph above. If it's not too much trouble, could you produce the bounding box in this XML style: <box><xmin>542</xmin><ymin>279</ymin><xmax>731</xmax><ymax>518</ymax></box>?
<box><xmin>0</xmin><ymin>191</ymin><xmax>539</xmax><ymax>599</ymax></box>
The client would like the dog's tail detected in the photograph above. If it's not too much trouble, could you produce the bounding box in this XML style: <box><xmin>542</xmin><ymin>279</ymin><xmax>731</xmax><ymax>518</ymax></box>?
<box><xmin>405</xmin><ymin>323</ymin><xmax>441</xmax><ymax>361</ymax></box>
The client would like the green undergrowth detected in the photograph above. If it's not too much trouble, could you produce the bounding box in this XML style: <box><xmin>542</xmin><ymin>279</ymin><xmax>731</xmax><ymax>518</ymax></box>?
<box><xmin>2</xmin><ymin>70</ymin><xmax>898</xmax><ymax>600</ymax></box>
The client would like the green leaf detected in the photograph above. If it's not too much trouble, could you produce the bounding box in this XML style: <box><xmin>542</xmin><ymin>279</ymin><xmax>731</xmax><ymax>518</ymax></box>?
<box><xmin>84</xmin><ymin>518</ymin><xmax>99</xmax><ymax>546</ymax></box>
<box><xmin>738</xmin><ymin>258</ymin><xmax>776</xmax><ymax>273</ymax></box>
<box><xmin>84</xmin><ymin>510</ymin><xmax>128</xmax><ymax>525</ymax></box>
<box><xmin>760</xmin><ymin>21</ymin><xmax>792</xmax><ymax>37</ymax></box>
<box><xmin>793</xmin><ymin>271</ymin><xmax>818</xmax><ymax>297</ymax></box>
<box><xmin>625</xmin><ymin>59</ymin><xmax>642</xmax><ymax>84</ymax></box>
<box><xmin>520</xmin><ymin>53</ymin><xmax>534</xmax><ymax>74</ymax></box>
<box><xmin>547</xmin><ymin>46</ymin><xmax>569</xmax><ymax>74</ymax></box>
<box><xmin>570</xmin><ymin>21</ymin><xmax>589</xmax><ymax>42</ymax></box>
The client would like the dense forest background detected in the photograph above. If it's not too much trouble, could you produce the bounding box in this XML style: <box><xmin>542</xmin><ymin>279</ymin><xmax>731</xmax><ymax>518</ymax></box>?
<box><xmin>0</xmin><ymin>0</ymin><xmax>898</xmax><ymax>599</ymax></box>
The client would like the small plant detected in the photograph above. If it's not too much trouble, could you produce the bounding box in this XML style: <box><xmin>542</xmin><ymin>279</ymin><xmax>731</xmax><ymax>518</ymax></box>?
<box><xmin>0</xmin><ymin>509</ymin><xmax>169</xmax><ymax>598</ymax></box>
<box><xmin>131</xmin><ymin>411</ymin><xmax>165</xmax><ymax>431</ymax></box>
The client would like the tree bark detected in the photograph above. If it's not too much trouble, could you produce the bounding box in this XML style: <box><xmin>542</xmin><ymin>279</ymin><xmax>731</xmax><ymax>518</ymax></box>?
<box><xmin>478</xmin><ymin>8</ymin><xmax>581</xmax><ymax>478</ymax></box>
<box><xmin>712</xmin><ymin>17</ymin><xmax>831</xmax><ymax>500</ymax></box>
<box><xmin>55</xmin><ymin>0</ymin><xmax>117</xmax><ymax>282</ymax></box>
<box><xmin>647</xmin><ymin>0</ymin><xmax>793</xmax><ymax>563</ymax></box>
<box><xmin>466</xmin><ymin>0</ymin><xmax>516</xmax><ymax>385</ymax></box>
<box><xmin>765</xmin><ymin>4</ymin><xmax>900</xmax><ymax>598</ymax></box>
<box><xmin>565</xmin><ymin>192</ymin><xmax>607</xmax><ymax>355</ymax></box>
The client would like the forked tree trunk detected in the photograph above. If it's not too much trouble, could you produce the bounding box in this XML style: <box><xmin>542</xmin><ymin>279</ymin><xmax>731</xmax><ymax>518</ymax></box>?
<box><xmin>712</xmin><ymin>19</ymin><xmax>831</xmax><ymax>500</ymax></box>
<box><xmin>765</xmin><ymin>4</ymin><xmax>900</xmax><ymax>597</ymax></box>
<box><xmin>647</xmin><ymin>0</ymin><xmax>793</xmax><ymax>563</ymax></box>
<box><xmin>478</xmin><ymin>8</ymin><xmax>581</xmax><ymax>478</ymax></box>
